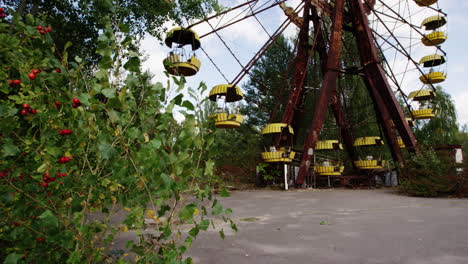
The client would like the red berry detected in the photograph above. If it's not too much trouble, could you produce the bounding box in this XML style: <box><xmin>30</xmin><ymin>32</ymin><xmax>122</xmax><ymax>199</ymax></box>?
<box><xmin>37</xmin><ymin>238</ymin><xmax>44</xmax><ymax>242</ymax></box>
<box><xmin>32</xmin><ymin>69</ymin><xmax>40</xmax><ymax>75</ymax></box>
<box><xmin>39</xmin><ymin>30</ymin><xmax>46</xmax><ymax>35</ymax></box>
<box><xmin>72</xmin><ymin>103</ymin><xmax>78</xmax><ymax>108</ymax></box>
<box><xmin>61</xmin><ymin>173</ymin><xmax>67</xmax><ymax>177</ymax></box>
<box><xmin>42</xmin><ymin>182</ymin><xmax>48</xmax><ymax>188</ymax></box>
<box><xmin>72</xmin><ymin>98</ymin><xmax>80</xmax><ymax>104</ymax></box>
<box><xmin>13</xmin><ymin>222</ymin><xmax>20</xmax><ymax>227</ymax></box>
<box><xmin>55</xmin><ymin>68</ymin><xmax>61</xmax><ymax>73</ymax></box>
<box><xmin>20</xmin><ymin>109</ymin><xmax>28</xmax><ymax>115</ymax></box>
<box><xmin>13</xmin><ymin>79</ymin><xmax>21</xmax><ymax>85</ymax></box>
<box><xmin>30</xmin><ymin>109</ymin><xmax>37</xmax><ymax>114</ymax></box>
<box><xmin>8</xmin><ymin>80</ymin><xmax>13</xmax><ymax>86</ymax></box>
<box><xmin>0</xmin><ymin>8</ymin><xmax>4</xmax><ymax>12</ymax></box>
<box><xmin>36</xmin><ymin>26</ymin><xmax>43</xmax><ymax>30</ymax></box>
<box><xmin>54</xmin><ymin>101</ymin><xmax>61</xmax><ymax>107</ymax></box>
<box><xmin>45</xmin><ymin>173</ymin><xmax>50</xmax><ymax>178</ymax></box>
<box><xmin>45</xmin><ymin>27</ymin><xmax>52</xmax><ymax>32</ymax></box>
<box><xmin>22</xmin><ymin>104</ymin><xmax>30</xmax><ymax>109</ymax></box>
<box><xmin>28</xmin><ymin>73</ymin><xmax>37</xmax><ymax>80</ymax></box>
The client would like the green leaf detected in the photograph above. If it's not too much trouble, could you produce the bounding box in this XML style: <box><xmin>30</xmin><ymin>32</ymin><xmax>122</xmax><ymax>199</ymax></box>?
<box><xmin>124</xmin><ymin>57</ymin><xmax>141</xmax><ymax>72</ymax></box>
<box><xmin>172</xmin><ymin>94</ymin><xmax>183</xmax><ymax>106</ymax></box>
<box><xmin>179</xmin><ymin>204</ymin><xmax>196</xmax><ymax>221</ymax></box>
<box><xmin>78</xmin><ymin>93</ymin><xmax>91</xmax><ymax>106</ymax></box>
<box><xmin>75</xmin><ymin>56</ymin><xmax>83</xmax><ymax>63</ymax></box>
<box><xmin>181</xmin><ymin>100</ymin><xmax>195</xmax><ymax>111</ymax></box>
<box><xmin>230</xmin><ymin>220</ymin><xmax>238</xmax><ymax>232</ymax></box>
<box><xmin>219</xmin><ymin>229</ymin><xmax>225</xmax><ymax>239</ymax></box>
<box><xmin>211</xmin><ymin>199</ymin><xmax>223</xmax><ymax>216</ymax></box>
<box><xmin>220</xmin><ymin>188</ymin><xmax>230</xmax><ymax>197</ymax></box>
<box><xmin>199</xmin><ymin>220</ymin><xmax>210</xmax><ymax>231</ymax></box>
<box><xmin>3</xmin><ymin>253</ymin><xmax>21</xmax><ymax>264</ymax></box>
<box><xmin>102</xmin><ymin>88</ymin><xmax>116</xmax><ymax>98</ymax></box>
<box><xmin>2</xmin><ymin>143</ymin><xmax>20</xmax><ymax>157</ymax></box>
<box><xmin>98</xmin><ymin>142</ymin><xmax>117</xmax><ymax>160</ymax></box>
<box><xmin>188</xmin><ymin>227</ymin><xmax>199</xmax><ymax>238</ymax></box>
<box><xmin>39</xmin><ymin>210</ymin><xmax>58</xmax><ymax>228</ymax></box>
<box><xmin>108</xmin><ymin>110</ymin><xmax>120</xmax><ymax>123</ymax></box>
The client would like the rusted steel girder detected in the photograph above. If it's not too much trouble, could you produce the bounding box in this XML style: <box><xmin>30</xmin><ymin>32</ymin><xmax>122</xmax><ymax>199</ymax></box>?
<box><xmin>295</xmin><ymin>0</ymin><xmax>346</xmax><ymax>185</ymax></box>
<box><xmin>348</xmin><ymin>0</ymin><xmax>417</xmax><ymax>154</ymax></box>
<box><xmin>363</xmin><ymin>78</ymin><xmax>403</xmax><ymax>163</ymax></box>
<box><xmin>280</xmin><ymin>1</ymin><xmax>312</xmax><ymax>125</ymax></box>
<box><xmin>310</xmin><ymin>7</ymin><xmax>357</xmax><ymax>165</ymax></box>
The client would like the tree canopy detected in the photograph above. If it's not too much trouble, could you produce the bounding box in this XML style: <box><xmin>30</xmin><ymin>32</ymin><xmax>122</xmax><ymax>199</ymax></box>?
<box><xmin>6</xmin><ymin>0</ymin><xmax>221</xmax><ymax>65</ymax></box>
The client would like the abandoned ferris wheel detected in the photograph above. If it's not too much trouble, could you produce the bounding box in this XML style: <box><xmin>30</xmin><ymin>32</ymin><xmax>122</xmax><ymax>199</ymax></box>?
<box><xmin>161</xmin><ymin>0</ymin><xmax>448</xmax><ymax>187</ymax></box>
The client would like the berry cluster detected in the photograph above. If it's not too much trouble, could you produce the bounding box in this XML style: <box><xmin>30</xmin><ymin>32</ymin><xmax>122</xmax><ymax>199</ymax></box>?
<box><xmin>58</xmin><ymin>156</ymin><xmax>72</xmax><ymax>164</ymax></box>
<box><xmin>42</xmin><ymin>172</ymin><xmax>67</xmax><ymax>188</ymax></box>
<box><xmin>72</xmin><ymin>98</ymin><xmax>82</xmax><ymax>108</ymax></box>
<box><xmin>20</xmin><ymin>104</ymin><xmax>37</xmax><ymax>116</ymax></box>
<box><xmin>0</xmin><ymin>7</ymin><xmax>6</xmax><ymax>20</ymax></box>
<box><xmin>58</xmin><ymin>129</ymin><xmax>72</xmax><ymax>135</ymax></box>
<box><xmin>37</xmin><ymin>25</ymin><xmax>52</xmax><ymax>35</ymax></box>
<box><xmin>8</xmin><ymin>79</ymin><xmax>21</xmax><ymax>87</ymax></box>
<box><xmin>28</xmin><ymin>69</ymin><xmax>40</xmax><ymax>80</ymax></box>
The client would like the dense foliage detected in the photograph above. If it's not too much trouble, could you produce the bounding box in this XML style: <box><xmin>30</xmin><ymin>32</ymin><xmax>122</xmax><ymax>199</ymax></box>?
<box><xmin>413</xmin><ymin>86</ymin><xmax>460</xmax><ymax>146</ymax></box>
<box><xmin>4</xmin><ymin>0</ymin><xmax>221</xmax><ymax>65</ymax></box>
<box><xmin>0</xmin><ymin>8</ymin><xmax>234</xmax><ymax>264</ymax></box>
<box><xmin>400</xmin><ymin>149</ymin><xmax>467</xmax><ymax>197</ymax></box>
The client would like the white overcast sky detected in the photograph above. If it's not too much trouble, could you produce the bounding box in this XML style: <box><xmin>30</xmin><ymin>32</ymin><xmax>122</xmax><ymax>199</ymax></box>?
<box><xmin>141</xmin><ymin>0</ymin><xmax>467</xmax><ymax>125</ymax></box>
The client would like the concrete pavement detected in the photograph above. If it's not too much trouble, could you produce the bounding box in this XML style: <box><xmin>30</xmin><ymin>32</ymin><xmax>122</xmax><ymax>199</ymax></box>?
<box><xmin>187</xmin><ymin>189</ymin><xmax>468</xmax><ymax>264</ymax></box>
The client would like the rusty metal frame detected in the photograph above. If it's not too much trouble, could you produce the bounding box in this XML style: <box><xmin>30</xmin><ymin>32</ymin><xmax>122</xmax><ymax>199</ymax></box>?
<box><xmin>348</xmin><ymin>0</ymin><xmax>417</xmax><ymax>153</ymax></box>
<box><xmin>295</xmin><ymin>0</ymin><xmax>346</xmax><ymax>185</ymax></box>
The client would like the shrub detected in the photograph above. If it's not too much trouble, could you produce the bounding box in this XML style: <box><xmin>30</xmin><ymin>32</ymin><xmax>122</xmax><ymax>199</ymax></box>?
<box><xmin>0</xmin><ymin>11</ymin><xmax>234</xmax><ymax>264</ymax></box>
<box><xmin>399</xmin><ymin>148</ymin><xmax>466</xmax><ymax>197</ymax></box>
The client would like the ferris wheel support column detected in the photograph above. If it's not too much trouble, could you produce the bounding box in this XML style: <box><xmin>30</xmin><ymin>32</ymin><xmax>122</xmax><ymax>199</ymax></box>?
<box><xmin>310</xmin><ymin>6</ymin><xmax>358</xmax><ymax>167</ymax></box>
<box><xmin>348</xmin><ymin>0</ymin><xmax>417</xmax><ymax>155</ymax></box>
<box><xmin>295</xmin><ymin>0</ymin><xmax>346</xmax><ymax>186</ymax></box>
<box><xmin>280</xmin><ymin>1</ymin><xmax>312</xmax><ymax>125</ymax></box>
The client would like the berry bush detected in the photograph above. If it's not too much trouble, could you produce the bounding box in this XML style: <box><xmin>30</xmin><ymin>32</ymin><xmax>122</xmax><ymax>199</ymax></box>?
<box><xmin>0</xmin><ymin>10</ymin><xmax>233</xmax><ymax>264</ymax></box>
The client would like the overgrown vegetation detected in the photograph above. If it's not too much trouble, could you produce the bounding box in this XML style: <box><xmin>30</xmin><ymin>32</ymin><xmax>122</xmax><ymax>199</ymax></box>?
<box><xmin>0</xmin><ymin>5</ymin><xmax>234</xmax><ymax>263</ymax></box>
<box><xmin>400</xmin><ymin>149</ymin><xmax>467</xmax><ymax>197</ymax></box>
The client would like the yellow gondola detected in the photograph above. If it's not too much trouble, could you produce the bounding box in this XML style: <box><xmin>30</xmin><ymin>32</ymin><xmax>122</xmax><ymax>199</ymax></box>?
<box><xmin>314</xmin><ymin>140</ymin><xmax>345</xmax><ymax>176</ymax></box>
<box><xmin>209</xmin><ymin>113</ymin><xmax>244</xmax><ymax>128</ymax></box>
<box><xmin>408</xmin><ymin>89</ymin><xmax>437</xmax><ymax>119</ymax></box>
<box><xmin>354</xmin><ymin>137</ymin><xmax>384</xmax><ymax>147</ymax></box>
<box><xmin>419</xmin><ymin>71</ymin><xmax>446</xmax><ymax>84</ymax></box>
<box><xmin>261</xmin><ymin>123</ymin><xmax>294</xmax><ymax>135</ymax></box>
<box><xmin>315</xmin><ymin>140</ymin><xmax>343</xmax><ymax>150</ymax></box>
<box><xmin>422</xmin><ymin>16</ymin><xmax>447</xmax><ymax>31</ymax></box>
<box><xmin>353</xmin><ymin>137</ymin><xmax>386</xmax><ymax>170</ymax></box>
<box><xmin>422</xmin><ymin>32</ymin><xmax>447</xmax><ymax>46</ymax></box>
<box><xmin>164</xmin><ymin>27</ymin><xmax>201</xmax><ymax>50</ymax></box>
<box><xmin>397</xmin><ymin>137</ymin><xmax>406</xmax><ymax>149</ymax></box>
<box><xmin>419</xmin><ymin>54</ymin><xmax>446</xmax><ymax>68</ymax></box>
<box><xmin>414</xmin><ymin>0</ymin><xmax>438</xmax><ymax>7</ymax></box>
<box><xmin>209</xmin><ymin>84</ymin><xmax>244</xmax><ymax>102</ymax></box>
<box><xmin>209</xmin><ymin>84</ymin><xmax>243</xmax><ymax>128</ymax></box>
<box><xmin>163</xmin><ymin>28</ymin><xmax>202</xmax><ymax>77</ymax></box>
<box><xmin>163</xmin><ymin>55</ymin><xmax>201</xmax><ymax>76</ymax></box>
<box><xmin>314</xmin><ymin>166</ymin><xmax>345</xmax><ymax>176</ymax></box>
<box><xmin>261</xmin><ymin>123</ymin><xmax>295</xmax><ymax>163</ymax></box>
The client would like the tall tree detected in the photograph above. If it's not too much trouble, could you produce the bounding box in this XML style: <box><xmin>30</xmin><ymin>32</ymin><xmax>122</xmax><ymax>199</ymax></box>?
<box><xmin>414</xmin><ymin>86</ymin><xmax>459</xmax><ymax>145</ymax></box>
<box><xmin>241</xmin><ymin>35</ymin><xmax>294</xmax><ymax>127</ymax></box>
<box><xmin>5</xmin><ymin>0</ymin><xmax>220</xmax><ymax>65</ymax></box>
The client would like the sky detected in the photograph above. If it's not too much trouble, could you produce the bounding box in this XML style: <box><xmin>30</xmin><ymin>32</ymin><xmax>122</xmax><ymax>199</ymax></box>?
<box><xmin>140</xmin><ymin>0</ymin><xmax>467</xmax><ymax>125</ymax></box>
